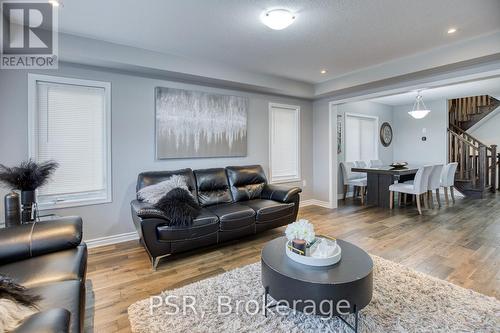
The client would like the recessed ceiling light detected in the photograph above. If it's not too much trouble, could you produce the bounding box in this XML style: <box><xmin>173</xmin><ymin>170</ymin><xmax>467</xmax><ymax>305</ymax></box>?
<box><xmin>261</xmin><ymin>9</ymin><xmax>295</xmax><ymax>30</ymax></box>
<box><xmin>447</xmin><ymin>28</ymin><xmax>457</xmax><ymax>34</ymax></box>
<box><xmin>320</xmin><ymin>69</ymin><xmax>327</xmax><ymax>74</ymax></box>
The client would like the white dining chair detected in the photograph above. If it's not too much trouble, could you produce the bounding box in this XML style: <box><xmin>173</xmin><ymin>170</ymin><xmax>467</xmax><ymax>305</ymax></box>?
<box><xmin>355</xmin><ymin>161</ymin><xmax>367</xmax><ymax>168</ymax></box>
<box><xmin>427</xmin><ymin>165</ymin><xmax>444</xmax><ymax>208</ymax></box>
<box><xmin>370</xmin><ymin>160</ymin><xmax>383</xmax><ymax>167</ymax></box>
<box><xmin>353</xmin><ymin>161</ymin><xmax>368</xmax><ymax>180</ymax></box>
<box><xmin>441</xmin><ymin>162</ymin><xmax>458</xmax><ymax>204</ymax></box>
<box><xmin>389</xmin><ymin>165</ymin><xmax>433</xmax><ymax>215</ymax></box>
<box><xmin>340</xmin><ymin>162</ymin><xmax>367</xmax><ymax>204</ymax></box>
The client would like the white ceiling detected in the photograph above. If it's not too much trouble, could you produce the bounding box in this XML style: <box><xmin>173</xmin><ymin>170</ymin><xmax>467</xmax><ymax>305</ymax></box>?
<box><xmin>57</xmin><ymin>0</ymin><xmax>500</xmax><ymax>84</ymax></box>
<box><xmin>369</xmin><ymin>76</ymin><xmax>500</xmax><ymax>106</ymax></box>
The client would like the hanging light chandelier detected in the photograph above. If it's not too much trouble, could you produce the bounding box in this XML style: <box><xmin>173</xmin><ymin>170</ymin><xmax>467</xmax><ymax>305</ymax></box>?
<box><xmin>408</xmin><ymin>91</ymin><xmax>431</xmax><ymax>119</ymax></box>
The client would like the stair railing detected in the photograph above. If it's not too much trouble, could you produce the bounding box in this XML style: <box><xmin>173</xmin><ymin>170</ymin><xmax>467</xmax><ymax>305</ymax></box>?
<box><xmin>448</xmin><ymin>95</ymin><xmax>492</xmax><ymax>128</ymax></box>
<box><xmin>448</xmin><ymin>127</ymin><xmax>498</xmax><ymax>193</ymax></box>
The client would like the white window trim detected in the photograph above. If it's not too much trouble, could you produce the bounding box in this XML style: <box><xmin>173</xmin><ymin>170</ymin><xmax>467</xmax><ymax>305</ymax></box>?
<box><xmin>268</xmin><ymin>102</ymin><xmax>301</xmax><ymax>184</ymax></box>
<box><xmin>344</xmin><ymin>112</ymin><xmax>379</xmax><ymax>162</ymax></box>
<box><xmin>28</xmin><ymin>74</ymin><xmax>112</xmax><ymax>210</ymax></box>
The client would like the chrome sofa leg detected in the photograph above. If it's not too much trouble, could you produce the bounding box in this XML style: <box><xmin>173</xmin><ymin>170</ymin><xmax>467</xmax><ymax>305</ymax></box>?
<box><xmin>151</xmin><ymin>254</ymin><xmax>170</xmax><ymax>271</ymax></box>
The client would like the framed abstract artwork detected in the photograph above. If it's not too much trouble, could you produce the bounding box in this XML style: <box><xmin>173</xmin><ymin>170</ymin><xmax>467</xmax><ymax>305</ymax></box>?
<box><xmin>155</xmin><ymin>87</ymin><xmax>248</xmax><ymax>159</ymax></box>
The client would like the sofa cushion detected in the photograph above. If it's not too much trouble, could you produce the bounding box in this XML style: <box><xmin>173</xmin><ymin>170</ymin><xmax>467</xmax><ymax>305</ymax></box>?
<box><xmin>240</xmin><ymin>199</ymin><xmax>295</xmax><ymax>223</ymax></box>
<box><xmin>136</xmin><ymin>169</ymin><xmax>197</xmax><ymax>198</ymax></box>
<box><xmin>28</xmin><ymin>280</ymin><xmax>83</xmax><ymax>333</ymax></box>
<box><xmin>14</xmin><ymin>308</ymin><xmax>71</xmax><ymax>333</ymax></box>
<box><xmin>0</xmin><ymin>244</ymin><xmax>87</xmax><ymax>288</ymax></box>
<box><xmin>207</xmin><ymin>203</ymin><xmax>255</xmax><ymax>230</ymax></box>
<box><xmin>194</xmin><ymin>168</ymin><xmax>233</xmax><ymax>207</ymax></box>
<box><xmin>156</xmin><ymin>208</ymin><xmax>219</xmax><ymax>241</ymax></box>
<box><xmin>226</xmin><ymin>165</ymin><xmax>267</xmax><ymax>202</ymax></box>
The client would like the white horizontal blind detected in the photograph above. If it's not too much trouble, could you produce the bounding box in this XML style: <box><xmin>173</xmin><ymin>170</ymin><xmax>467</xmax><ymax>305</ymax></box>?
<box><xmin>34</xmin><ymin>79</ymin><xmax>110</xmax><ymax>207</ymax></box>
<box><xmin>345</xmin><ymin>114</ymin><xmax>377</xmax><ymax>163</ymax></box>
<box><xmin>270</xmin><ymin>104</ymin><xmax>300</xmax><ymax>182</ymax></box>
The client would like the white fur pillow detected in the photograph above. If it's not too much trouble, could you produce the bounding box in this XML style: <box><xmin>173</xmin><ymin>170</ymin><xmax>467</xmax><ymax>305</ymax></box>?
<box><xmin>0</xmin><ymin>298</ymin><xmax>37</xmax><ymax>332</ymax></box>
<box><xmin>137</xmin><ymin>175</ymin><xmax>190</xmax><ymax>204</ymax></box>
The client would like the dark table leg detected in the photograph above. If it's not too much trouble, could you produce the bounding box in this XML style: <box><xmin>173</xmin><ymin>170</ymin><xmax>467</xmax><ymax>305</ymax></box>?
<box><xmin>264</xmin><ymin>286</ymin><xmax>268</xmax><ymax>317</ymax></box>
<box><xmin>367</xmin><ymin>173</ymin><xmax>394</xmax><ymax>208</ymax></box>
<box><xmin>378</xmin><ymin>174</ymin><xmax>395</xmax><ymax>208</ymax></box>
<box><xmin>337</xmin><ymin>305</ymin><xmax>359</xmax><ymax>333</ymax></box>
<box><xmin>366</xmin><ymin>173</ymin><xmax>379</xmax><ymax>206</ymax></box>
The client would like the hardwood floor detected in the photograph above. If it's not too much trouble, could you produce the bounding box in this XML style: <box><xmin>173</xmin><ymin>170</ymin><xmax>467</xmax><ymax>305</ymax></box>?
<box><xmin>84</xmin><ymin>193</ymin><xmax>500</xmax><ymax>332</ymax></box>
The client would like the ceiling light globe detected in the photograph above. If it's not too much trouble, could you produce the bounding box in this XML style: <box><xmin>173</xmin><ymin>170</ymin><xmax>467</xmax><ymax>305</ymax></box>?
<box><xmin>408</xmin><ymin>110</ymin><xmax>431</xmax><ymax>119</ymax></box>
<box><xmin>261</xmin><ymin>9</ymin><xmax>295</xmax><ymax>30</ymax></box>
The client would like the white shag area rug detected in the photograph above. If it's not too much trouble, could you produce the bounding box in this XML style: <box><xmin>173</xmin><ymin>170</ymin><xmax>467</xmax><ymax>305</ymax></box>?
<box><xmin>128</xmin><ymin>255</ymin><xmax>500</xmax><ymax>332</ymax></box>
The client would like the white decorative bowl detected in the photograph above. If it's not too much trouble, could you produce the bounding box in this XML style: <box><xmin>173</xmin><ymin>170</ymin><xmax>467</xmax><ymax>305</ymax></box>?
<box><xmin>285</xmin><ymin>236</ymin><xmax>342</xmax><ymax>267</ymax></box>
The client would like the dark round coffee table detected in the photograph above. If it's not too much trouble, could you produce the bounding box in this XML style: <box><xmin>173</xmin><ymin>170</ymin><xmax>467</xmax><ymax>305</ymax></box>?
<box><xmin>261</xmin><ymin>237</ymin><xmax>373</xmax><ymax>332</ymax></box>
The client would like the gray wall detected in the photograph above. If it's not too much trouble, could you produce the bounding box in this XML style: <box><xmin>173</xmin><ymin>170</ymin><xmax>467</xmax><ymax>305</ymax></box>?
<box><xmin>469</xmin><ymin>107</ymin><xmax>500</xmax><ymax>186</ymax></box>
<box><xmin>0</xmin><ymin>64</ymin><xmax>314</xmax><ymax>241</ymax></box>
<box><xmin>312</xmin><ymin>99</ymin><xmax>333</xmax><ymax>204</ymax></box>
<box><xmin>336</xmin><ymin>101</ymin><xmax>393</xmax><ymax>195</ymax></box>
<box><xmin>392</xmin><ymin>99</ymin><xmax>448</xmax><ymax>165</ymax></box>
<box><xmin>469</xmin><ymin>107</ymin><xmax>500</xmax><ymax>148</ymax></box>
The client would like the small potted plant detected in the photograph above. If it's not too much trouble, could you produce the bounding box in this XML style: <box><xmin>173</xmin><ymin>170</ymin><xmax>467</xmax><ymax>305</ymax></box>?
<box><xmin>285</xmin><ymin>219</ymin><xmax>315</xmax><ymax>256</ymax></box>
<box><xmin>0</xmin><ymin>159</ymin><xmax>58</xmax><ymax>223</ymax></box>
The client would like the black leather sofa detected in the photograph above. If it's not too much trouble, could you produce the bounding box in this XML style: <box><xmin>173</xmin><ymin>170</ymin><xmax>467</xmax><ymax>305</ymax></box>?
<box><xmin>0</xmin><ymin>217</ymin><xmax>87</xmax><ymax>333</ymax></box>
<box><xmin>131</xmin><ymin>165</ymin><xmax>302</xmax><ymax>270</ymax></box>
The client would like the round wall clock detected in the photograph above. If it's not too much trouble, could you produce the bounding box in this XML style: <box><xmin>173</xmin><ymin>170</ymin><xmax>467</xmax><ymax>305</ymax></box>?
<box><xmin>380</xmin><ymin>122</ymin><xmax>393</xmax><ymax>147</ymax></box>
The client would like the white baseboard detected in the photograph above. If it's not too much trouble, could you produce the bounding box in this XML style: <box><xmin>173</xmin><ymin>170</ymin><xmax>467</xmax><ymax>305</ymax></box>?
<box><xmin>300</xmin><ymin>199</ymin><xmax>334</xmax><ymax>209</ymax></box>
<box><xmin>299</xmin><ymin>199</ymin><xmax>316</xmax><ymax>207</ymax></box>
<box><xmin>85</xmin><ymin>231</ymin><xmax>139</xmax><ymax>248</ymax></box>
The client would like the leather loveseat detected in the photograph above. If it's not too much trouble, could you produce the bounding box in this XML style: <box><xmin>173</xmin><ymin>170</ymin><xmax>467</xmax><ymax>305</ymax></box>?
<box><xmin>131</xmin><ymin>165</ymin><xmax>302</xmax><ymax>270</ymax></box>
<box><xmin>0</xmin><ymin>217</ymin><xmax>87</xmax><ymax>333</ymax></box>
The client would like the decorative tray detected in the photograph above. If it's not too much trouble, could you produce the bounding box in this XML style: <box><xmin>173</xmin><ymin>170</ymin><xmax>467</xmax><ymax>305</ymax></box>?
<box><xmin>390</xmin><ymin>162</ymin><xmax>408</xmax><ymax>169</ymax></box>
<box><xmin>285</xmin><ymin>235</ymin><xmax>341</xmax><ymax>267</ymax></box>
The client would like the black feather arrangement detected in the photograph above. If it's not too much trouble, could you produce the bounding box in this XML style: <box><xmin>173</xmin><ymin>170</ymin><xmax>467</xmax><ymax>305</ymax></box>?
<box><xmin>0</xmin><ymin>275</ymin><xmax>41</xmax><ymax>308</ymax></box>
<box><xmin>154</xmin><ymin>188</ymin><xmax>201</xmax><ymax>227</ymax></box>
<box><xmin>0</xmin><ymin>159</ymin><xmax>58</xmax><ymax>191</ymax></box>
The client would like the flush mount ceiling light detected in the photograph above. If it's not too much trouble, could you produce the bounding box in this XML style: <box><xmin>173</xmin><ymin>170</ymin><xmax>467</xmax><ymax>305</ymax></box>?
<box><xmin>261</xmin><ymin>9</ymin><xmax>295</xmax><ymax>30</ymax></box>
<box><xmin>447</xmin><ymin>27</ymin><xmax>457</xmax><ymax>34</ymax></box>
<box><xmin>408</xmin><ymin>91</ymin><xmax>431</xmax><ymax>119</ymax></box>
<box><xmin>320</xmin><ymin>69</ymin><xmax>327</xmax><ymax>74</ymax></box>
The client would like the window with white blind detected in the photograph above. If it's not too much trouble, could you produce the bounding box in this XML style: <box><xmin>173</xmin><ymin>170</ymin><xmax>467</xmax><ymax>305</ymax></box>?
<box><xmin>28</xmin><ymin>74</ymin><xmax>111</xmax><ymax>209</ymax></box>
<box><xmin>345</xmin><ymin>113</ymin><xmax>378</xmax><ymax>163</ymax></box>
<box><xmin>269</xmin><ymin>103</ymin><xmax>300</xmax><ymax>183</ymax></box>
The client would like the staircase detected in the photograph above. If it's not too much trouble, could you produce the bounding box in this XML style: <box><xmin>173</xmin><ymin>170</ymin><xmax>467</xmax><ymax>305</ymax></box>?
<box><xmin>448</xmin><ymin>95</ymin><xmax>500</xmax><ymax>198</ymax></box>
<box><xmin>449</xmin><ymin>95</ymin><xmax>500</xmax><ymax>130</ymax></box>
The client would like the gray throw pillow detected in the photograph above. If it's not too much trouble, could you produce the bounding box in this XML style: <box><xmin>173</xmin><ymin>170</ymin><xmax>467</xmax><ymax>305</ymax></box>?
<box><xmin>137</xmin><ymin>175</ymin><xmax>190</xmax><ymax>204</ymax></box>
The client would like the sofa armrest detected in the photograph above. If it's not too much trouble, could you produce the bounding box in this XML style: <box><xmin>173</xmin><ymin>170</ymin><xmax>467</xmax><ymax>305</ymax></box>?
<box><xmin>13</xmin><ymin>308</ymin><xmax>71</xmax><ymax>333</ymax></box>
<box><xmin>261</xmin><ymin>184</ymin><xmax>302</xmax><ymax>203</ymax></box>
<box><xmin>0</xmin><ymin>216</ymin><xmax>82</xmax><ymax>265</ymax></box>
<box><xmin>131</xmin><ymin>200</ymin><xmax>174</xmax><ymax>259</ymax></box>
<box><xmin>131</xmin><ymin>200</ymin><xmax>171</xmax><ymax>221</ymax></box>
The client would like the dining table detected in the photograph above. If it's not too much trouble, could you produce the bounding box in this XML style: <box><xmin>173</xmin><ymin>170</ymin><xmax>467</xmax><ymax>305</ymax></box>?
<box><xmin>350</xmin><ymin>165</ymin><xmax>420</xmax><ymax>208</ymax></box>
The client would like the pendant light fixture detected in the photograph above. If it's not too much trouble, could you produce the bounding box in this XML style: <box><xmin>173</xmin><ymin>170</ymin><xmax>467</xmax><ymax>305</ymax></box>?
<box><xmin>408</xmin><ymin>91</ymin><xmax>431</xmax><ymax>119</ymax></box>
